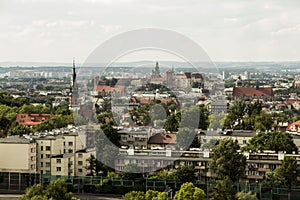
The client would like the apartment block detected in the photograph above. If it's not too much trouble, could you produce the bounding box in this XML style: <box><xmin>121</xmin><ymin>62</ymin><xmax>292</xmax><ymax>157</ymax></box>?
<box><xmin>0</xmin><ymin>136</ymin><xmax>36</xmax><ymax>173</ymax></box>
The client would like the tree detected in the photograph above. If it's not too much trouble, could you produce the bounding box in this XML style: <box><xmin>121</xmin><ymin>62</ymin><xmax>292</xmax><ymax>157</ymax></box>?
<box><xmin>254</xmin><ymin>111</ymin><xmax>273</xmax><ymax>131</ymax></box>
<box><xmin>20</xmin><ymin>179</ymin><xmax>78</xmax><ymax>200</ymax></box>
<box><xmin>100</xmin><ymin>123</ymin><xmax>120</xmax><ymax>147</ymax></box>
<box><xmin>145</xmin><ymin>190</ymin><xmax>159</xmax><ymax>200</ymax></box>
<box><xmin>243</xmin><ymin>131</ymin><xmax>298</xmax><ymax>154</ymax></box>
<box><xmin>164</xmin><ymin>113</ymin><xmax>179</xmax><ymax>132</ymax></box>
<box><xmin>210</xmin><ymin>177</ymin><xmax>237</xmax><ymax>200</ymax></box>
<box><xmin>209</xmin><ymin>138</ymin><xmax>246</xmax><ymax>183</ymax></box>
<box><xmin>85</xmin><ymin>154</ymin><xmax>104</xmax><ymax>176</ymax></box>
<box><xmin>236</xmin><ymin>191</ymin><xmax>257</xmax><ymax>200</ymax></box>
<box><xmin>123</xmin><ymin>191</ymin><xmax>145</xmax><ymax>200</ymax></box>
<box><xmin>174</xmin><ymin>165</ymin><xmax>195</xmax><ymax>183</ymax></box>
<box><xmin>275</xmin><ymin>156</ymin><xmax>298</xmax><ymax>188</ymax></box>
<box><xmin>174</xmin><ymin>182</ymin><xmax>205</xmax><ymax>200</ymax></box>
<box><xmin>19</xmin><ymin>184</ymin><xmax>44</xmax><ymax>200</ymax></box>
<box><xmin>123</xmin><ymin>190</ymin><xmax>169</xmax><ymax>200</ymax></box>
<box><xmin>44</xmin><ymin>179</ymin><xmax>76</xmax><ymax>200</ymax></box>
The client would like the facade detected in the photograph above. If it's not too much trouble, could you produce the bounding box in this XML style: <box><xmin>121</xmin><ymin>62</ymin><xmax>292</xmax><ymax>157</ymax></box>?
<box><xmin>0</xmin><ymin>136</ymin><xmax>36</xmax><ymax>173</ymax></box>
<box><xmin>35</xmin><ymin>134</ymin><xmax>85</xmax><ymax>175</ymax></box>
<box><xmin>115</xmin><ymin>147</ymin><xmax>300</xmax><ymax>183</ymax></box>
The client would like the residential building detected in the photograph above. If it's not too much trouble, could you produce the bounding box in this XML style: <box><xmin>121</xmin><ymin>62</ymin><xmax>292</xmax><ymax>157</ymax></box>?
<box><xmin>232</xmin><ymin>86</ymin><xmax>274</xmax><ymax>101</ymax></box>
<box><xmin>16</xmin><ymin>114</ymin><xmax>54</xmax><ymax>126</ymax></box>
<box><xmin>0</xmin><ymin>136</ymin><xmax>36</xmax><ymax>173</ymax></box>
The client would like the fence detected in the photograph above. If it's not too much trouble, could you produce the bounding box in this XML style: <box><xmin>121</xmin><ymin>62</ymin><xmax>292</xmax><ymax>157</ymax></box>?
<box><xmin>40</xmin><ymin>174</ymin><xmax>300</xmax><ymax>199</ymax></box>
<box><xmin>0</xmin><ymin>172</ymin><xmax>40</xmax><ymax>192</ymax></box>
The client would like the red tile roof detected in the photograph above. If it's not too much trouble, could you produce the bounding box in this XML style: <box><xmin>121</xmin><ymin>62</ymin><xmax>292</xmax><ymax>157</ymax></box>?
<box><xmin>233</xmin><ymin>86</ymin><xmax>273</xmax><ymax>97</ymax></box>
<box><xmin>287</xmin><ymin>120</ymin><xmax>300</xmax><ymax>131</ymax></box>
<box><xmin>16</xmin><ymin>114</ymin><xmax>54</xmax><ymax>126</ymax></box>
<box><xmin>94</xmin><ymin>85</ymin><xmax>125</xmax><ymax>93</ymax></box>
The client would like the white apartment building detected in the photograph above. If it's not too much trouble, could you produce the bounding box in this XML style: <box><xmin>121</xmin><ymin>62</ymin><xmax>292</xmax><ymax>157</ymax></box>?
<box><xmin>0</xmin><ymin>136</ymin><xmax>36</xmax><ymax>173</ymax></box>
<box><xmin>35</xmin><ymin>133</ymin><xmax>85</xmax><ymax>175</ymax></box>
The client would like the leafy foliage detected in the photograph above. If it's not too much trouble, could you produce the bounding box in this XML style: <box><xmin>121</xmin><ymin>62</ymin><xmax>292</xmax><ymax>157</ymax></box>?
<box><xmin>210</xmin><ymin>177</ymin><xmax>237</xmax><ymax>200</ymax></box>
<box><xmin>19</xmin><ymin>179</ymin><xmax>78</xmax><ymax>200</ymax></box>
<box><xmin>236</xmin><ymin>192</ymin><xmax>257</xmax><ymax>200</ymax></box>
<box><xmin>174</xmin><ymin>182</ymin><xmax>205</xmax><ymax>200</ymax></box>
<box><xmin>174</xmin><ymin>165</ymin><xmax>195</xmax><ymax>183</ymax></box>
<box><xmin>209</xmin><ymin>138</ymin><xmax>246</xmax><ymax>183</ymax></box>
<box><xmin>243</xmin><ymin>131</ymin><xmax>298</xmax><ymax>153</ymax></box>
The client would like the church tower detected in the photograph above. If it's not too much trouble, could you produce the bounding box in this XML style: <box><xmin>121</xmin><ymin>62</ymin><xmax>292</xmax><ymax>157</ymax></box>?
<box><xmin>151</xmin><ymin>61</ymin><xmax>161</xmax><ymax>78</ymax></box>
<box><xmin>69</xmin><ymin>58</ymin><xmax>79</xmax><ymax>109</ymax></box>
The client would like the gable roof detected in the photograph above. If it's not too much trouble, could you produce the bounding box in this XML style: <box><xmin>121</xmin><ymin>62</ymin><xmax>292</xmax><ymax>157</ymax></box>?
<box><xmin>94</xmin><ymin>85</ymin><xmax>125</xmax><ymax>93</ymax></box>
<box><xmin>233</xmin><ymin>86</ymin><xmax>273</xmax><ymax>97</ymax></box>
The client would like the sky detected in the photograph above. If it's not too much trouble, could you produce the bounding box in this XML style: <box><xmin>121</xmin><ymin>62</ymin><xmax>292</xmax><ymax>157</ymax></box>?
<box><xmin>1</xmin><ymin>0</ymin><xmax>300</xmax><ymax>63</ymax></box>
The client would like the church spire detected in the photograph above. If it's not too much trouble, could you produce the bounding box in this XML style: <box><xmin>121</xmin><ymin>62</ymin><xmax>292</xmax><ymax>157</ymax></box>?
<box><xmin>72</xmin><ymin>58</ymin><xmax>76</xmax><ymax>89</ymax></box>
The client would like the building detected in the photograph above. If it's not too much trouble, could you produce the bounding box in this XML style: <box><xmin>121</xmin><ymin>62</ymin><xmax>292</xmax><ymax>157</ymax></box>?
<box><xmin>148</xmin><ymin>133</ymin><xmax>176</xmax><ymax>149</ymax></box>
<box><xmin>0</xmin><ymin>136</ymin><xmax>36</xmax><ymax>173</ymax></box>
<box><xmin>114</xmin><ymin>147</ymin><xmax>300</xmax><ymax>183</ymax></box>
<box><xmin>35</xmin><ymin>133</ymin><xmax>85</xmax><ymax>175</ymax></box>
<box><xmin>16</xmin><ymin>114</ymin><xmax>54</xmax><ymax>126</ymax></box>
<box><xmin>232</xmin><ymin>86</ymin><xmax>274</xmax><ymax>101</ymax></box>
<box><xmin>151</xmin><ymin>61</ymin><xmax>161</xmax><ymax>78</ymax></box>
<box><xmin>287</xmin><ymin>120</ymin><xmax>300</xmax><ymax>133</ymax></box>
<box><xmin>118</xmin><ymin>128</ymin><xmax>151</xmax><ymax>149</ymax></box>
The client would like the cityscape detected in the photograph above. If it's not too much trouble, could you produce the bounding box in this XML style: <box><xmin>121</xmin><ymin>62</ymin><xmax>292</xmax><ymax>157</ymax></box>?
<box><xmin>1</xmin><ymin>0</ymin><xmax>300</xmax><ymax>200</ymax></box>
<box><xmin>0</xmin><ymin>59</ymin><xmax>299</xmax><ymax>199</ymax></box>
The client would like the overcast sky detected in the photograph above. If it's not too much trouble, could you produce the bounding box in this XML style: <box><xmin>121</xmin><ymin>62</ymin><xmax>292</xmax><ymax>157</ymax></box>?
<box><xmin>1</xmin><ymin>0</ymin><xmax>300</xmax><ymax>63</ymax></box>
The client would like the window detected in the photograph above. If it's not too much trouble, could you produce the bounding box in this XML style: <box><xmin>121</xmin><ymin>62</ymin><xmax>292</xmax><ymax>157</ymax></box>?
<box><xmin>57</xmin><ymin>159</ymin><xmax>61</xmax><ymax>163</ymax></box>
<box><xmin>63</xmin><ymin>141</ymin><xmax>66</xmax><ymax>146</ymax></box>
<box><xmin>40</xmin><ymin>162</ymin><xmax>43</xmax><ymax>167</ymax></box>
<box><xmin>243</xmin><ymin>140</ymin><xmax>247</xmax><ymax>144</ymax></box>
<box><xmin>78</xmin><ymin>153</ymin><xmax>83</xmax><ymax>158</ymax></box>
<box><xmin>78</xmin><ymin>169</ymin><xmax>83</xmax><ymax>173</ymax></box>
<box><xmin>41</xmin><ymin>154</ymin><xmax>44</xmax><ymax>159</ymax></box>
<box><xmin>56</xmin><ymin>167</ymin><xmax>61</xmax><ymax>172</ymax></box>
<box><xmin>46</xmin><ymin>154</ymin><xmax>50</xmax><ymax>158</ymax></box>
<box><xmin>31</xmin><ymin>148</ymin><xmax>35</xmax><ymax>153</ymax></box>
<box><xmin>41</xmin><ymin>146</ymin><xmax>43</xmax><ymax>151</ymax></box>
<box><xmin>46</xmin><ymin>146</ymin><xmax>51</xmax><ymax>151</ymax></box>
<box><xmin>31</xmin><ymin>156</ymin><xmax>35</xmax><ymax>161</ymax></box>
<box><xmin>68</xmin><ymin>142</ymin><xmax>73</xmax><ymax>146</ymax></box>
<box><xmin>31</xmin><ymin>164</ymin><xmax>35</xmax><ymax>169</ymax></box>
<box><xmin>46</xmin><ymin>162</ymin><xmax>50</xmax><ymax>167</ymax></box>
<box><xmin>68</xmin><ymin>149</ymin><xmax>73</xmax><ymax>153</ymax></box>
<box><xmin>40</xmin><ymin>170</ymin><xmax>43</xmax><ymax>174</ymax></box>
<box><xmin>78</xmin><ymin>161</ymin><xmax>83</xmax><ymax>165</ymax></box>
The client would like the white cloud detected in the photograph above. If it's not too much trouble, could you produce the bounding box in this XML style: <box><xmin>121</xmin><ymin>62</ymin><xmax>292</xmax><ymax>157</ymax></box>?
<box><xmin>0</xmin><ymin>0</ymin><xmax>300</xmax><ymax>62</ymax></box>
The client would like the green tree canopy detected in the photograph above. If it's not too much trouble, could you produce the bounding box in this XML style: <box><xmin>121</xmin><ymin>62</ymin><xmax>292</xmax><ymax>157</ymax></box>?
<box><xmin>243</xmin><ymin>131</ymin><xmax>298</xmax><ymax>154</ymax></box>
<box><xmin>209</xmin><ymin>138</ymin><xmax>246</xmax><ymax>183</ymax></box>
<box><xmin>210</xmin><ymin>177</ymin><xmax>237</xmax><ymax>200</ymax></box>
<box><xmin>174</xmin><ymin>182</ymin><xmax>205</xmax><ymax>200</ymax></box>
<box><xmin>19</xmin><ymin>179</ymin><xmax>78</xmax><ymax>200</ymax></box>
<box><xmin>236</xmin><ymin>191</ymin><xmax>257</xmax><ymax>200</ymax></box>
<box><xmin>174</xmin><ymin>165</ymin><xmax>195</xmax><ymax>183</ymax></box>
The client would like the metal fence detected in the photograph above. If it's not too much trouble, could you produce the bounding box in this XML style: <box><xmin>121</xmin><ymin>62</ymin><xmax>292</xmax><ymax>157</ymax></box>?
<box><xmin>0</xmin><ymin>172</ymin><xmax>40</xmax><ymax>191</ymax></box>
<box><xmin>40</xmin><ymin>174</ymin><xmax>300</xmax><ymax>200</ymax></box>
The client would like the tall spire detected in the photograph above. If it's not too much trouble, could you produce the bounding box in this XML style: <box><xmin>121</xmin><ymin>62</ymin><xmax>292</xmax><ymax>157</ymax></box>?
<box><xmin>72</xmin><ymin>58</ymin><xmax>76</xmax><ymax>89</ymax></box>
